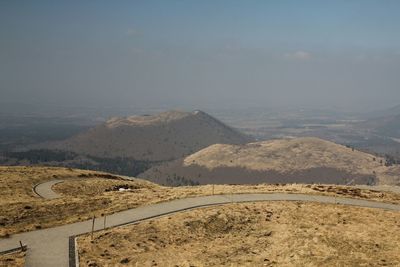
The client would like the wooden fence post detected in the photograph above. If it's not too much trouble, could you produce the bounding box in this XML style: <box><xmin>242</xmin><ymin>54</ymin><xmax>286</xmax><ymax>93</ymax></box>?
<box><xmin>91</xmin><ymin>215</ymin><xmax>95</xmax><ymax>240</ymax></box>
<box><xmin>19</xmin><ymin>241</ymin><xmax>25</xmax><ymax>252</ymax></box>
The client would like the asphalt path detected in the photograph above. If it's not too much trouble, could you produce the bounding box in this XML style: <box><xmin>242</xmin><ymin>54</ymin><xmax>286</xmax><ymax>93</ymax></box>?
<box><xmin>1</xmin><ymin>180</ymin><xmax>399</xmax><ymax>267</ymax></box>
<box><xmin>33</xmin><ymin>180</ymin><xmax>64</xmax><ymax>199</ymax></box>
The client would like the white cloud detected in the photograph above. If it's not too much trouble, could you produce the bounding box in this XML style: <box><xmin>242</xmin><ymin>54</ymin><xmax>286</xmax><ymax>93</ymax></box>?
<box><xmin>284</xmin><ymin>50</ymin><xmax>312</xmax><ymax>60</ymax></box>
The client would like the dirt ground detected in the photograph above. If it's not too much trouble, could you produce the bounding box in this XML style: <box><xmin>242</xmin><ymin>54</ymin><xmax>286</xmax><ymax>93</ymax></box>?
<box><xmin>1</xmin><ymin>166</ymin><xmax>400</xmax><ymax>237</ymax></box>
<box><xmin>0</xmin><ymin>251</ymin><xmax>25</xmax><ymax>267</ymax></box>
<box><xmin>78</xmin><ymin>201</ymin><xmax>400</xmax><ymax>267</ymax></box>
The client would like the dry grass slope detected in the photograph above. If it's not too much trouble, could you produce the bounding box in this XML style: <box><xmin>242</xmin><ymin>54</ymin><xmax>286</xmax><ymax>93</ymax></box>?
<box><xmin>78</xmin><ymin>202</ymin><xmax>400</xmax><ymax>266</ymax></box>
<box><xmin>141</xmin><ymin>137</ymin><xmax>400</xmax><ymax>185</ymax></box>
<box><xmin>0</xmin><ymin>251</ymin><xmax>25</xmax><ymax>267</ymax></box>
<box><xmin>2</xmin><ymin>166</ymin><xmax>400</xmax><ymax>237</ymax></box>
<box><xmin>0</xmin><ymin>166</ymin><xmax>166</xmax><ymax>236</ymax></box>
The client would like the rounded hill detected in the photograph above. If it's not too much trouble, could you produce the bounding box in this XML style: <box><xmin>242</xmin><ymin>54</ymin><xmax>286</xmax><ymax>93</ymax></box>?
<box><xmin>140</xmin><ymin>137</ymin><xmax>400</xmax><ymax>186</ymax></box>
<box><xmin>49</xmin><ymin>110</ymin><xmax>253</xmax><ymax>161</ymax></box>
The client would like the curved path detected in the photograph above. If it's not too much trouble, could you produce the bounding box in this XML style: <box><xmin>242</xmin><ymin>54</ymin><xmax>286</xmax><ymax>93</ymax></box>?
<box><xmin>0</xmin><ymin>183</ymin><xmax>399</xmax><ymax>266</ymax></box>
<box><xmin>34</xmin><ymin>179</ymin><xmax>400</xmax><ymax>200</ymax></box>
<box><xmin>33</xmin><ymin>180</ymin><xmax>64</xmax><ymax>199</ymax></box>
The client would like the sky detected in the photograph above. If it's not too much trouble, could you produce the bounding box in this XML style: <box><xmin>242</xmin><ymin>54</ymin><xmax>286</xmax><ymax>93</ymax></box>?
<box><xmin>1</xmin><ymin>0</ymin><xmax>400</xmax><ymax>112</ymax></box>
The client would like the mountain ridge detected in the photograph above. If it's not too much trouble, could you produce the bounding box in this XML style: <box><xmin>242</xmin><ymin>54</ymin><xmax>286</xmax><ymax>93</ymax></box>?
<box><xmin>140</xmin><ymin>137</ymin><xmax>400</xmax><ymax>186</ymax></box>
<box><xmin>44</xmin><ymin>110</ymin><xmax>253</xmax><ymax>161</ymax></box>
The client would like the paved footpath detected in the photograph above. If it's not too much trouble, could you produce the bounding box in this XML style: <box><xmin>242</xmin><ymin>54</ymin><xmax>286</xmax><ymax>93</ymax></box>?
<box><xmin>2</xmin><ymin>181</ymin><xmax>400</xmax><ymax>267</ymax></box>
<box><xmin>33</xmin><ymin>180</ymin><xmax>65</xmax><ymax>199</ymax></box>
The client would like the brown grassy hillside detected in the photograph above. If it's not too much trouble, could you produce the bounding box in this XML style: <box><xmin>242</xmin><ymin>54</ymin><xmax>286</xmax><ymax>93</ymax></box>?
<box><xmin>46</xmin><ymin>110</ymin><xmax>253</xmax><ymax>161</ymax></box>
<box><xmin>140</xmin><ymin>137</ymin><xmax>400</xmax><ymax>186</ymax></box>
<box><xmin>3</xmin><ymin>166</ymin><xmax>400</xmax><ymax>236</ymax></box>
<box><xmin>78</xmin><ymin>202</ymin><xmax>400</xmax><ymax>266</ymax></box>
<box><xmin>0</xmin><ymin>251</ymin><xmax>25</xmax><ymax>267</ymax></box>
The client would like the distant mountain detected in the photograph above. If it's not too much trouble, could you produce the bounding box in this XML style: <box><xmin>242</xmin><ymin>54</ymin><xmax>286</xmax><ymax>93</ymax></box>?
<box><xmin>365</xmin><ymin>104</ymin><xmax>400</xmax><ymax>119</ymax></box>
<box><xmin>140</xmin><ymin>137</ymin><xmax>400</xmax><ymax>186</ymax></box>
<box><xmin>356</xmin><ymin>114</ymin><xmax>400</xmax><ymax>139</ymax></box>
<box><xmin>45</xmin><ymin>110</ymin><xmax>253</xmax><ymax>161</ymax></box>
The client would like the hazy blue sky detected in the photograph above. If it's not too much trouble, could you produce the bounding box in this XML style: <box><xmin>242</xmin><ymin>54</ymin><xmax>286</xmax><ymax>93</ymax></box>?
<box><xmin>1</xmin><ymin>0</ymin><xmax>400</xmax><ymax>111</ymax></box>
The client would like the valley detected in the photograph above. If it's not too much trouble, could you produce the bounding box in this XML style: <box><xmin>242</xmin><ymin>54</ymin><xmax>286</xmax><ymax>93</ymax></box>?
<box><xmin>1</xmin><ymin>108</ymin><xmax>400</xmax><ymax>187</ymax></box>
<box><xmin>1</xmin><ymin>108</ymin><xmax>400</xmax><ymax>266</ymax></box>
